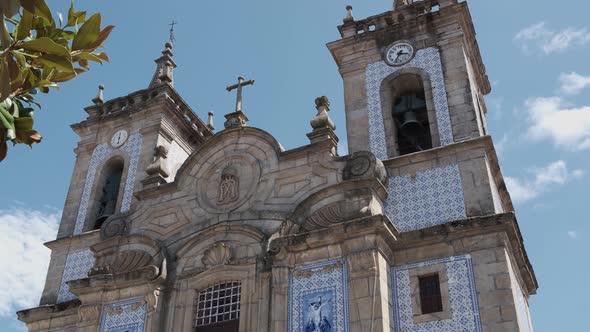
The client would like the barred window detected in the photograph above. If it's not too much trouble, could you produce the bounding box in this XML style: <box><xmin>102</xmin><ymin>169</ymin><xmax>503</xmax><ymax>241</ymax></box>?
<box><xmin>194</xmin><ymin>281</ymin><xmax>241</xmax><ymax>332</ymax></box>
<box><xmin>419</xmin><ymin>274</ymin><xmax>443</xmax><ymax>314</ymax></box>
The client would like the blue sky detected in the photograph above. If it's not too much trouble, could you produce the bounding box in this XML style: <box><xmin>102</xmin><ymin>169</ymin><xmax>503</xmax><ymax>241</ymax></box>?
<box><xmin>1</xmin><ymin>0</ymin><xmax>589</xmax><ymax>330</ymax></box>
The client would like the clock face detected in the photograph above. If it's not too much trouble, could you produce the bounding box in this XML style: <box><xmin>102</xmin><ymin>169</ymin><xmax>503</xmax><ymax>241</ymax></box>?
<box><xmin>111</xmin><ymin>130</ymin><xmax>128</xmax><ymax>148</ymax></box>
<box><xmin>385</xmin><ymin>42</ymin><xmax>415</xmax><ymax>66</ymax></box>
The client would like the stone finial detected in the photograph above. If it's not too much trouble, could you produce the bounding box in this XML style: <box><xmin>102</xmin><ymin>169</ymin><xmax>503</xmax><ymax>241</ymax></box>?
<box><xmin>343</xmin><ymin>5</ymin><xmax>354</xmax><ymax>23</ymax></box>
<box><xmin>207</xmin><ymin>111</ymin><xmax>215</xmax><ymax>130</ymax></box>
<box><xmin>307</xmin><ymin>96</ymin><xmax>338</xmax><ymax>147</ymax></box>
<box><xmin>149</xmin><ymin>42</ymin><xmax>177</xmax><ymax>88</ymax></box>
<box><xmin>310</xmin><ymin>96</ymin><xmax>335</xmax><ymax>131</ymax></box>
<box><xmin>92</xmin><ymin>84</ymin><xmax>105</xmax><ymax>105</ymax></box>
<box><xmin>142</xmin><ymin>145</ymin><xmax>170</xmax><ymax>188</ymax></box>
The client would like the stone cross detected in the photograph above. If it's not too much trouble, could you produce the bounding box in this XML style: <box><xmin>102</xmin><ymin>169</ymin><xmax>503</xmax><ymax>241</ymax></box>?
<box><xmin>226</xmin><ymin>76</ymin><xmax>255</xmax><ymax>113</ymax></box>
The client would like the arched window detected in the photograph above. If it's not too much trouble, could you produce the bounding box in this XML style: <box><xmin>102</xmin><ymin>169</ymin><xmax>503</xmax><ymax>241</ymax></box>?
<box><xmin>93</xmin><ymin>159</ymin><xmax>124</xmax><ymax>230</ymax></box>
<box><xmin>390</xmin><ymin>73</ymin><xmax>433</xmax><ymax>156</ymax></box>
<box><xmin>194</xmin><ymin>281</ymin><xmax>241</xmax><ymax>332</ymax></box>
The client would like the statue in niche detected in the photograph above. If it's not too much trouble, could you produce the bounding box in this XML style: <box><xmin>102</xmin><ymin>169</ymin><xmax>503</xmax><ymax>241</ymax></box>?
<box><xmin>218</xmin><ymin>165</ymin><xmax>239</xmax><ymax>204</ymax></box>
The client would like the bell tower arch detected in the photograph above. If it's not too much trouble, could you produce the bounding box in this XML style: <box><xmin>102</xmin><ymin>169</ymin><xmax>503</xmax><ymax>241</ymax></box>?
<box><xmin>379</xmin><ymin>68</ymin><xmax>439</xmax><ymax>157</ymax></box>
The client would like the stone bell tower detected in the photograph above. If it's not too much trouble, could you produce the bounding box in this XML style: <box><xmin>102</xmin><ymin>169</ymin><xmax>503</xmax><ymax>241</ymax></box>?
<box><xmin>326</xmin><ymin>0</ymin><xmax>537</xmax><ymax>331</ymax></box>
<box><xmin>26</xmin><ymin>40</ymin><xmax>213</xmax><ymax>309</ymax></box>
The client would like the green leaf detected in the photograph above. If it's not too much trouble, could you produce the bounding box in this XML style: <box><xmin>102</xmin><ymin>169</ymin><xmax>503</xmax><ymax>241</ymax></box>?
<box><xmin>76</xmin><ymin>52</ymin><xmax>102</xmax><ymax>63</ymax></box>
<box><xmin>14</xmin><ymin>117</ymin><xmax>33</xmax><ymax>130</ymax></box>
<box><xmin>16</xmin><ymin>9</ymin><xmax>34</xmax><ymax>40</ymax></box>
<box><xmin>15</xmin><ymin>128</ymin><xmax>41</xmax><ymax>146</ymax></box>
<box><xmin>67</xmin><ymin>0</ymin><xmax>75</xmax><ymax>26</ymax></box>
<box><xmin>61</xmin><ymin>30</ymin><xmax>75</xmax><ymax>40</ymax></box>
<box><xmin>6</xmin><ymin>55</ymin><xmax>20</xmax><ymax>90</ymax></box>
<box><xmin>0</xmin><ymin>111</ymin><xmax>14</xmax><ymax>134</ymax></box>
<box><xmin>37</xmin><ymin>79</ymin><xmax>59</xmax><ymax>89</ymax></box>
<box><xmin>0</xmin><ymin>61</ymin><xmax>12</xmax><ymax>103</ymax></box>
<box><xmin>86</xmin><ymin>25</ymin><xmax>115</xmax><ymax>50</ymax></box>
<box><xmin>78</xmin><ymin>58</ymin><xmax>88</xmax><ymax>69</ymax></box>
<box><xmin>21</xmin><ymin>0</ymin><xmax>54</xmax><ymax>24</ymax></box>
<box><xmin>51</xmin><ymin>67</ymin><xmax>84</xmax><ymax>82</ymax></box>
<box><xmin>0</xmin><ymin>106</ymin><xmax>14</xmax><ymax>127</ymax></box>
<box><xmin>38</xmin><ymin>54</ymin><xmax>75</xmax><ymax>73</ymax></box>
<box><xmin>73</xmin><ymin>12</ymin><xmax>86</xmax><ymax>32</ymax></box>
<box><xmin>0</xmin><ymin>16</ymin><xmax>12</xmax><ymax>49</ymax></box>
<box><xmin>96</xmin><ymin>52</ymin><xmax>109</xmax><ymax>62</ymax></box>
<box><xmin>0</xmin><ymin>0</ymin><xmax>21</xmax><ymax>18</ymax></box>
<box><xmin>0</xmin><ymin>101</ymin><xmax>11</xmax><ymax>114</ymax></box>
<box><xmin>72</xmin><ymin>13</ymin><xmax>100</xmax><ymax>51</ymax></box>
<box><xmin>67</xmin><ymin>3</ymin><xmax>86</xmax><ymax>27</ymax></box>
<box><xmin>22</xmin><ymin>37</ymin><xmax>71</xmax><ymax>57</ymax></box>
<box><xmin>58</xmin><ymin>12</ymin><xmax>63</xmax><ymax>27</ymax></box>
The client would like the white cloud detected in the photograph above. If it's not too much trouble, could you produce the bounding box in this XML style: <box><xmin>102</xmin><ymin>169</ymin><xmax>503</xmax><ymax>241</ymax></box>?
<box><xmin>514</xmin><ymin>22</ymin><xmax>590</xmax><ymax>54</ymax></box>
<box><xmin>486</xmin><ymin>96</ymin><xmax>504</xmax><ymax>120</ymax></box>
<box><xmin>0</xmin><ymin>207</ymin><xmax>60</xmax><ymax>317</ymax></box>
<box><xmin>505</xmin><ymin>160</ymin><xmax>583</xmax><ymax>204</ymax></box>
<box><xmin>505</xmin><ymin>177</ymin><xmax>537</xmax><ymax>203</ymax></box>
<box><xmin>495</xmin><ymin>133</ymin><xmax>509</xmax><ymax>155</ymax></box>
<box><xmin>573</xmin><ymin>169</ymin><xmax>585</xmax><ymax>178</ymax></box>
<box><xmin>559</xmin><ymin>72</ymin><xmax>590</xmax><ymax>95</ymax></box>
<box><xmin>568</xmin><ymin>231</ymin><xmax>579</xmax><ymax>240</ymax></box>
<box><xmin>525</xmin><ymin>97</ymin><xmax>590</xmax><ymax>151</ymax></box>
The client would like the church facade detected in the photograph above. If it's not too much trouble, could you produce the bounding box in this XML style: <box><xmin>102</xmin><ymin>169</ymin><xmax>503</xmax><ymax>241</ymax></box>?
<box><xmin>17</xmin><ymin>0</ymin><xmax>537</xmax><ymax>331</ymax></box>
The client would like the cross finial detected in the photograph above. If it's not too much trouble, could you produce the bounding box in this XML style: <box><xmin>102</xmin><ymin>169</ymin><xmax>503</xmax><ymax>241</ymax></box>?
<box><xmin>226</xmin><ymin>76</ymin><xmax>255</xmax><ymax>113</ymax></box>
<box><xmin>224</xmin><ymin>76</ymin><xmax>255</xmax><ymax>129</ymax></box>
<box><xmin>169</xmin><ymin>20</ymin><xmax>177</xmax><ymax>44</ymax></box>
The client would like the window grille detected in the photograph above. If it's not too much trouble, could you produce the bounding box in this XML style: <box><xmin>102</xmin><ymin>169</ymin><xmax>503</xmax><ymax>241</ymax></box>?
<box><xmin>419</xmin><ymin>274</ymin><xmax>443</xmax><ymax>314</ymax></box>
<box><xmin>194</xmin><ymin>281</ymin><xmax>241</xmax><ymax>330</ymax></box>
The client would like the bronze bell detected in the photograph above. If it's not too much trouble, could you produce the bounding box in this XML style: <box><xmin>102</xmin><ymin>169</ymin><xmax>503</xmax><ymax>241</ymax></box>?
<box><xmin>394</xmin><ymin>94</ymin><xmax>426</xmax><ymax>138</ymax></box>
<box><xmin>400</xmin><ymin>111</ymin><xmax>424</xmax><ymax>138</ymax></box>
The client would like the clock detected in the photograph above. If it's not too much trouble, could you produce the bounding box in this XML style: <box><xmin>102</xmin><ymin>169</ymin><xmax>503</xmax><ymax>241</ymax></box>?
<box><xmin>385</xmin><ymin>42</ymin><xmax>415</xmax><ymax>66</ymax></box>
<box><xmin>111</xmin><ymin>130</ymin><xmax>128</xmax><ymax>148</ymax></box>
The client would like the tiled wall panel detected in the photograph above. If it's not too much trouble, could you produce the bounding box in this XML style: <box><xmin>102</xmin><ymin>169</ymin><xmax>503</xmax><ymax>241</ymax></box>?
<box><xmin>99</xmin><ymin>299</ymin><xmax>147</xmax><ymax>332</ymax></box>
<box><xmin>391</xmin><ymin>255</ymin><xmax>482</xmax><ymax>332</ymax></box>
<box><xmin>384</xmin><ymin>164</ymin><xmax>466</xmax><ymax>232</ymax></box>
<box><xmin>56</xmin><ymin>249</ymin><xmax>95</xmax><ymax>303</ymax></box>
<box><xmin>288</xmin><ymin>260</ymin><xmax>349</xmax><ymax>332</ymax></box>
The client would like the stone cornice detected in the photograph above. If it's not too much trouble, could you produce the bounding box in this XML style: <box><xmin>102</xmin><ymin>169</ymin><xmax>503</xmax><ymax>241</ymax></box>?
<box><xmin>72</xmin><ymin>84</ymin><xmax>212</xmax><ymax>144</ymax></box>
<box><xmin>382</xmin><ymin>135</ymin><xmax>515</xmax><ymax>213</ymax></box>
<box><xmin>17</xmin><ymin>300</ymin><xmax>80</xmax><ymax>325</ymax></box>
<box><xmin>395</xmin><ymin>212</ymin><xmax>538</xmax><ymax>295</ymax></box>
